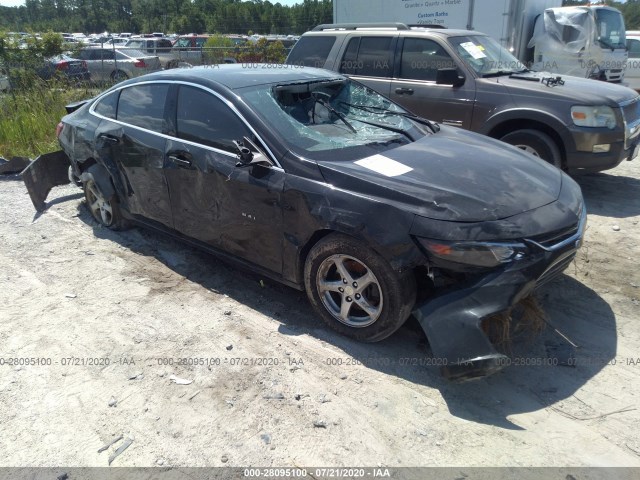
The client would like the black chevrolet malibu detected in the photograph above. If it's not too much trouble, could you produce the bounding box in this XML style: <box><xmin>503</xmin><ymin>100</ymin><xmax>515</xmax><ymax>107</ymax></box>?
<box><xmin>24</xmin><ymin>65</ymin><xmax>586</xmax><ymax>380</ymax></box>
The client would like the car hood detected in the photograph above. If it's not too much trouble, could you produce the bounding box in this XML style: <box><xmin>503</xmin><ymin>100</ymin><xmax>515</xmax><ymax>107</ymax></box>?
<box><xmin>496</xmin><ymin>71</ymin><xmax>638</xmax><ymax>106</ymax></box>
<box><xmin>317</xmin><ymin>126</ymin><xmax>563</xmax><ymax>222</ymax></box>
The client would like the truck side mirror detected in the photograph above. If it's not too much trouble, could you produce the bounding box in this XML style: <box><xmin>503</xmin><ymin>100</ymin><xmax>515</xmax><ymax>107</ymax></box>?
<box><xmin>436</xmin><ymin>68</ymin><xmax>465</xmax><ymax>87</ymax></box>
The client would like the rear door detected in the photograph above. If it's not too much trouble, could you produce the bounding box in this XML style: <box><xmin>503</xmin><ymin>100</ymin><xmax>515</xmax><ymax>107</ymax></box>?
<box><xmin>389</xmin><ymin>37</ymin><xmax>476</xmax><ymax>128</ymax></box>
<box><xmin>79</xmin><ymin>49</ymin><xmax>104</xmax><ymax>81</ymax></box>
<box><xmin>94</xmin><ymin>83</ymin><xmax>173</xmax><ymax>226</ymax></box>
<box><xmin>164</xmin><ymin>84</ymin><xmax>284</xmax><ymax>274</ymax></box>
<box><xmin>337</xmin><ymin>35</ymin><xmax>397</xmax><ymax>97</ymax></box>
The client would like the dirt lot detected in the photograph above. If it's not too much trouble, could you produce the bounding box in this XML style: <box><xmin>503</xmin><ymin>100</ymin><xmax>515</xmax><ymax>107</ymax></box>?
<box><xmin>0</xmin><ymin>158</ymin><xmax>639</xmax><ymax>468</ymax></box>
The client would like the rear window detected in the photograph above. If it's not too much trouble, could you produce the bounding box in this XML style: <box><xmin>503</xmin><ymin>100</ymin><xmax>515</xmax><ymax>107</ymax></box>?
<box><xmin>94</xmin><ymin>90</ymin><xmax>120</xmax><ymax>119</ymax></box>
<box><xmin>287</xmin><ymin>35</ymin><xmax>336</xmax><ymax>68</ymax></box>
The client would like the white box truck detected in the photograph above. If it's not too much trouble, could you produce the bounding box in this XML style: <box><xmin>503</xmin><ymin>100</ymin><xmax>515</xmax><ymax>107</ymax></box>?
<box><xmin>333</xmin><ymin>0</ymin><xmax>627</xmax><ymax>82</ymax></box>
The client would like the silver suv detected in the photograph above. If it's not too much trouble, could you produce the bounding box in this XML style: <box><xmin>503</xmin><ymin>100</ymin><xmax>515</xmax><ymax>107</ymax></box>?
<box><xmin>286</xmin><ymin>23</ymin><xmax>640</xmax><ymax>173</ymax></box>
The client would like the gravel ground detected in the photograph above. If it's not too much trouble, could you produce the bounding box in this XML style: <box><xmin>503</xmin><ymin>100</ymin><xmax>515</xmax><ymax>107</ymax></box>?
<box><xmin>0</xmin><ymin>159</ymin><xmax>639</xmax><ymax>468</ymax></box>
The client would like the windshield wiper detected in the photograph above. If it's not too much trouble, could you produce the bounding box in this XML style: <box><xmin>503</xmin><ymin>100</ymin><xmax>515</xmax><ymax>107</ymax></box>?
<box><xmin>338</xmin><ymin>101</ymin><xmax>439</xmax><ymax>133</ymax></box>
<box><xmin>315</xmin><ymin>98</ymin><xmax>358</xmax><ymax>134</ymax></box>
<box><xmin>350</xmin><ymin>117</ymin><xmax>416</xmax><ymax>142</ymax></box>
<box><xmin>482</xmin><ymin>69</ymin><xmax>524</xmax><ymax>78</ymax></box>
<box><xmin>598</xmin><ymin>37</ymin><xmax>616</xmax><ymax>51</ymax></box>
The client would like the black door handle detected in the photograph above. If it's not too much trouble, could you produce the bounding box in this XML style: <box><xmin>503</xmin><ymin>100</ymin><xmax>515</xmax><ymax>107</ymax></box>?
<box><xmin>168</xmin><ymin>154</ymin><xmax>192</xmax><ymax>168</ymax></box>
<box><xmin>395</xmin><ymin>87</ymin><xmax>414</xmax><ymax>95</ymax></box>
<box><xmin>98</xmin><ymin>133</ymin><xmax>120</xmax><ymax>144</ymax></box>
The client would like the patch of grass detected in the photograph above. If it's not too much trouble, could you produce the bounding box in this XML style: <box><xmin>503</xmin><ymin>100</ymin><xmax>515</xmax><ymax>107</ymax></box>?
<box><xmin>0</xmin><ymin>76</ymin><xmax>97</xmax><ymax>159</ymax></box>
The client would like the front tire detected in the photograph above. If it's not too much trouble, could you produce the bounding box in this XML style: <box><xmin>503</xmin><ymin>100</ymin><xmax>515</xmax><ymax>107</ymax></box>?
<box><xmin>501</xmin><ymin>129</ymin><xmax>562</xmax><ymax>169</ymax></box>
<box><xmin>304</xmin><ymin>234</ymin><xmax>416</xmax><ymax>342</ymax></box>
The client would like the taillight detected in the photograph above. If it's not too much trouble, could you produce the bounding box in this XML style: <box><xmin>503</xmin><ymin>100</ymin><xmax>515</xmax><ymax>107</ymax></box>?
<box><xmin>56</xmin><ymin>122</ymin><xmax>64</xmax><ymax>138</ymax></box>
<box><xmin>134</xmin><ymin>59</ymin><xmax>146</xmax><ymax>68</ymax></box>
<box><xmin>56</xmin><ymin>61</ymin><xmax>69</xmax><ymax>71</ymax></box>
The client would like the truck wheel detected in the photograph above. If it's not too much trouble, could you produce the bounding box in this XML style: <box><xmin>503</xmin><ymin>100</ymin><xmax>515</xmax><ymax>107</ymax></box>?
<box><xmin>500</xmin><ymin>129</ymin><xmax>562</xmax><ymax>168</ymax></box>
<box><xmin>83</xmin><ymin>178</ymin><xmax>128</xmax><ymax>230</ymax></box>
<box><xmin>304</xmin><ymin>234</ymin><xmax>416</xmax><ymax>342</ymax></box>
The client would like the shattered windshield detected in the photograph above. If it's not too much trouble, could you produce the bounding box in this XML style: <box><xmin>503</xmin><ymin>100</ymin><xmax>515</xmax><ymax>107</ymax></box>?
<box><xmin>595</xmin><ymin>8</ymin><xmax>626</xmax><ymax>49</ymax></box>
<box><xmin>240</xmin><ymin>78</ymin><xmax>427</xmax><ymax>161</ymax></box>
<box><xmin>448</xmin><ymin>35</ymin><xmax>526</xmax><ymax>77</ymax></box>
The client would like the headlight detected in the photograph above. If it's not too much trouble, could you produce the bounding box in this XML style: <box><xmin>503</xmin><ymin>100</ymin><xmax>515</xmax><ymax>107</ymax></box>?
<box><xmin>571</xmin><ymin>105</ymin><xmax>617</xmax><ymax>129</ymax></box>
<box><xmin>417</xmin><ymin>239</ymin><xmax>528</xmax><ymax>268</ymax></box>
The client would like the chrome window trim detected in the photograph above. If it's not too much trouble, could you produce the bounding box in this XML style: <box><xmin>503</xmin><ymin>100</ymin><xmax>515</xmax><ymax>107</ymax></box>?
<box><xmin>88</xmin><ymin>80</ymin><xmax>284</xmax><ymax>171</ymax></box>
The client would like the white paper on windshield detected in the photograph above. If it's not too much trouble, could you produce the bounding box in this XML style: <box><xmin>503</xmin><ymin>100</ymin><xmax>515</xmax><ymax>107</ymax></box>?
<box><xmin>355</xmin><ymin>155</ymin><xmax>413</xmax><ymax>177</ymax></box>
<box><xmin>460</xmin><ymin>42</ymin><xmax>487</xmax><ymax>59</ymax></box>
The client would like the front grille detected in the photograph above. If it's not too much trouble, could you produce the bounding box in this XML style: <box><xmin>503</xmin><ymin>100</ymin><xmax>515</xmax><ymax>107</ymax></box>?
<box><xmin>621</xmin><ymin>97</ymin><xmax>640</xmax><ymax>149</ymax></box>
<box><xmin>536</xmin><ymin>251</ymin><xmax>576</xmax><ymax>287</ymax></box>
<box><xmin>529</xmin><ymin>224</ymin><xmax>579</xmax><ymax>249</ymax></box>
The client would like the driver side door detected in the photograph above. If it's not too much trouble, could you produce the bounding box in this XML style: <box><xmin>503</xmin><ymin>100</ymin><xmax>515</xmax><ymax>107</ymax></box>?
<box><xmin>389</xmin><ymin>37</ymin><xmax>476</xmax><ymax>129</ymax></box>
<box><xmin>164</xmin><ymin>84</ymin><xmax>285</xmax><ymax>274</ymax></box>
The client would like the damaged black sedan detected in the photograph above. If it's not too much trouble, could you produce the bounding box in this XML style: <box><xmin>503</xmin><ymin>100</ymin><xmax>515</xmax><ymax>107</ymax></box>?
<box><xmin>24</xmin><ymin>65</ymin><xmax>586</xmax><ymax>380</ymax></box>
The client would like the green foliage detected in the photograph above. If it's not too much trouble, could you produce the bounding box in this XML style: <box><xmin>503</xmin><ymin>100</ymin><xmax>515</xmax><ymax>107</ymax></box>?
<box><xmin>41</xmin><ymin>32</ymin><xmax>63</xmax><ymax>58</ymax></box>
<box><xmin>204</xmin><ymin>34</ymin><xmax>236</xmax><ymax>63</ymax></box>
<box><xmin>236</xmin><ymin>38</ymin><xmax>287</xmax><ymax>64</ymax></box>
<box><xmin>0</xmin><ymin>81</ymin><xmax>97</xmax><ymax>158</ymax></box>
<box><xmin>0</xmin><ymin>0</ymin><xmax>333</xmax><ymax>35</ymax></box>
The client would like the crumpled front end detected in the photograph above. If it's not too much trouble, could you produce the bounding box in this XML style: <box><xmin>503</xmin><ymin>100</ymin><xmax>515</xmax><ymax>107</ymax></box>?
<box><xmin>411</xmin><ymin>180</ymin><xmax>586</xmax><ymax>382</ymax></box>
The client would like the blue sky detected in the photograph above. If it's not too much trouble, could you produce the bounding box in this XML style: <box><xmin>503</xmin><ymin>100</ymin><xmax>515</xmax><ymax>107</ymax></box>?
<box><xmin>0</xmin><ymin>0</ymin><xmax>303</xmax><ymax>6</ymax></box>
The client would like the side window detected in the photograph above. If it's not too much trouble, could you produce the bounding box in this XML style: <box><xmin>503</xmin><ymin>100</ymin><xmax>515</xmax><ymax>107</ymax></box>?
<box><xmin>79</xmin><ymin>49</ymin><xmax>98</xmax><ymax>60</ymax></box>
<box><xmin>176</xmin><ymin>86</ymin><xmax>251</xmax><ymax>153</ymax></box>
<box><xmin>101</xmin><ymin>50</ymin><xmax>116</xmax><ymax>60</ymax></box>
<box><xmin>94</xmin><ymin>90</ymin><xmax>120</xmax><ymax>119</ymax></box>
<box><xmin>117</xmin><ymin>84</ymin><xmax>169</xmax><ymax>133</ymax></box>
<box><xmin>339</xmin><ymin>37</ymin><xmax>393</xmax><ymax>78</ymax></box>
<box><xmin>400</xmin><ymin>38</ymin><xmax>456</xmax><ymax>81</ymax></box>
<box><xmin>287</xmin><ymin>35</ymin><xmax>336</xmax><ymax>68</ymax></box>
<box><xmin>628</xmin><ymin>39</ymin><xmax>640</xmax><ymax>59</ymax></box>
<box><xmin>340</xmin><ymin>38</ymin><xmax>360</xmax><ymax>75</ymax></box>
<box><xmin>157</xmin><ymin>40</ymin><xmax>172</xmax><ymax>53</ymax></box>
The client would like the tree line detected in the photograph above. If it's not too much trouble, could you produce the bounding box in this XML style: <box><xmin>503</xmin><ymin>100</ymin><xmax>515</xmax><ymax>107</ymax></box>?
<box><xmin>0</xmin><ymin>0</ymin><xmax>333</xmax><ymax>36</ymax></box>
<box><xmin>3</xmin><ymin>1</ymin><xmax>640</xmax><ymax>36</ymax></box>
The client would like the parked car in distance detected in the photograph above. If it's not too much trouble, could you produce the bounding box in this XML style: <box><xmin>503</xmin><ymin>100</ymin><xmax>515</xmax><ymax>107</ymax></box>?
<box><xmin>123</xmin><ymin>38</ymin><xmax>176</xmax><ymax>68</ymax></box>
<box><xmin>36</xmin><ymin>54</ymin><xmax>90</xmax><ymax>82</ymax></box>
<box><xmin>106</xmin><ymin>37</ymin><xmax>129</xmax><ymax>46</ymax></box>
<box><xmin>169</xmin><ymin>35</ymin><xmax>210</xmax><ymax>66</ymax></box>
<box><xmin>28</xmin><ymin>65</ymin><xmax>586</xmax><ymax>381</ymax></box>
<box><xmin>286</xmin><ymin>23</ymin><xmax>640</xmax><ymax>173</ymax></box>
<box><xmin>77</xmin><ymin>47</ymin><xmax>161</xmax><ymax>83</ymax></box>
<box><xmin>626</xmin><ymin>30</ymin><xmax>640</xmax><ymax>91</ymax></box>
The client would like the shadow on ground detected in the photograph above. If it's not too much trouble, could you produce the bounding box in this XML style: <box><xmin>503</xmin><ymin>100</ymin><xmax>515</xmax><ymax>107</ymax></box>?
<box><xmin>70</xmin><ymin>199</ymin><xmax>617</xmax><ymax>431</ymax></box>
<box><xmin>576</xmin><ymin>171</ymin><xmax>640</xmax><ymax>218</ymax></box>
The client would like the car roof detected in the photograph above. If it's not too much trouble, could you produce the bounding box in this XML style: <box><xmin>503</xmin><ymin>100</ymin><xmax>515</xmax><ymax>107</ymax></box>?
<box><xmin>137</xmin><ymin>64</ymin><xmax>344</xmax><ymax>89</ymax></box>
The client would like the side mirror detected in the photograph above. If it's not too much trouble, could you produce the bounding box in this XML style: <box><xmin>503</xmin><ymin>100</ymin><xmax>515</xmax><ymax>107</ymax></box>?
<box><xmin>436</xmin><ymin>68</ymin><xmax>465</xmax><ymax>87</ymax></box>
<box><xmin>233</xmin><ymin>137</ymin><xmax>273</xmax><ymax>168</ymax></box>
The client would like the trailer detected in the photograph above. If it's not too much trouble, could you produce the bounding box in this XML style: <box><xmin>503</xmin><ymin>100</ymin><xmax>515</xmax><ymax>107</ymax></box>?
<box><xmin>333</xmin><ymin>0</ymin><xmax>627</xmax><ymax>82</ymax></box>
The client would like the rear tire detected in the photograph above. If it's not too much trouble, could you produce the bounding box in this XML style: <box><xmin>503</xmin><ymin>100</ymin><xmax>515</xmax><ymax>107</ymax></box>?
<box><xmin>83</xmin><ymin>178</ymin><xmax>128</xmax><ymax>230</ymax></box>
<box><xmin>500</xmin><ymin>129</ymin><xmax>562</xmax><ymax>169</ymax></box>
<box><xmin>304</xmin><ymin>234</ymin><xmax>416</xmax><ymax>342</ymax></box>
